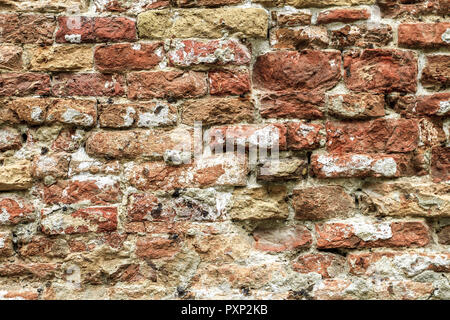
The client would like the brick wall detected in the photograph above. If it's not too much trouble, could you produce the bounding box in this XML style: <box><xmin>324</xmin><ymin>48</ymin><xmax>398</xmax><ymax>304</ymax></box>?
<box><xmin>0</xmin><ymin>0</ymin><xmax>449</xmax><ymax>300</ymax></box>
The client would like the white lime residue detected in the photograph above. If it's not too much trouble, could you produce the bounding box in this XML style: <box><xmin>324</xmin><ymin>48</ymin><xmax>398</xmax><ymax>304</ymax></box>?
<box><xmin>297</xmin><ymin>123</ymin><xmax>315</xmax><ymax>137</ymax></box>
<box><xmin>371</xmin><ymin>158</ymin><xmax>397</xmax><ymax>177</ymax></box>
<box><xmin>69</xmin><ymin>148</ymin><xmax>103</xmax><ymax>175</ymax></box>
<box><xmin>317</xmin><ymin>154</ymin><xmax>397</xmax><ymax>177</ymax></box>
<box><xmin>64</xmin><ymin>34</ymin><xmax>81</xmax><ymax>43</ymax></box>
<box><xmin>137</xmin><ymin>104</ymin><xmax>172</xmax><ymax>127</ymax></box>
<box><xmin>248</xmin><ymin>125</ymin><xmax>280</xmax><ymax>149</ymax></box>
<box><xmin>41</xmin><ymin>213</ymin><xmax>65</xmax><ymax>234</ymax></box>
<box><xmin>441</xmin><ymin>28</ymin><xmax>450</xmax><ymax>43</ymax></box>
<box><xmin>123</xmin><ymin>107</ymin><xmax>136</xmax><ymax>127</ymax></box>
<box><xmin>163</xmin><ymin>149</ymin><xmax>191</xmax><ymax>165</ymax></box>
<box><xmin>195</xmin><ymin>153</ymin><xmax>245</xmax><ymax>186</ymax></box>
<box><xmin>438</xmin><ymin>100</ymin><xmax>450</xmax><ymax>116</ymax></box>
<box><xmin>216</xmin><ymin>192</ymin><xmax>232</xmax><ymax>216</ymax></box>
<box><xmin>317</xmin><ymin>154</ymin><xmax>370</xmax><ymax>176</ymax></box>
<box><xmin>71</xmin><ymin>174</ymin><xmax>118</xmax><ymax>189</ymax></box>
<box><xmin>169</xmin><ymin>39</ymin><xmax>249</xmax><ymax>66</ymax></box>
<box><xmin>62</xmin><ymin>108</ymin><xmax>94</xmax><ymax>126</ymax></box>
<box><xmin>393</xmin><ymin>254</ymin><xmax>450</xmax><ymax>277</ymax></box>
<box><xmin>31</xmin><ymin>106</ymin><xmax>44</xmax><ymax>122</ymax></box>
<box><xmin>352</xmin><ymin>221</ymin><xmax>392</xmax><ymax>242</ymax></box>
<box><xmin>0</xmin><ymin>208</ymin><xmax>10</xmax><ymax>224</ymax></box>
<box><xmin>0</xmin><ymin>290</ymin><xmax>25</xmax><ymax>300</ymax></box>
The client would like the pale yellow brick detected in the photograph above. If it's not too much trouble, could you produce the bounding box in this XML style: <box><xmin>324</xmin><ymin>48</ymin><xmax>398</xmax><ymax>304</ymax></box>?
<box><xmin>138</xmin><ymin>8</ymin><xmax>268</xmax><ymax>39</ymax></box>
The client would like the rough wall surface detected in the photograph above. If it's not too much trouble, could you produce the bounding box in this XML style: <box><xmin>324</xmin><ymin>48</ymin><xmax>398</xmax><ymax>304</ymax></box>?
<box><xmin>0</xmin><ymin>0</ymin><xmax>449</xmax><ymax>300</ymax></box>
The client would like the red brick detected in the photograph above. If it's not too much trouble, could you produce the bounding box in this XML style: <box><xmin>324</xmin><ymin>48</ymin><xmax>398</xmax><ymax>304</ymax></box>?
<box><xmin>418</xmin><ymin>117</ymin><xmax>447</xmax><ymax>147</ymax></box>
<box><xmin>260</xmin><ymin>92</ymin><xmax>325</xmax><ymax>120</ymax></box>
<box><xmin>47</xmin><ymin>99</ymin><xmax>97</xmax><ymax>127</ymax></box>
<box><xmin>348</xmin><ymin>252</ymin><xmax>450</xmax><ymax>276</ymax></box>
<box><xmin>69</xmin><ymin>158</ymin><xmax>120</xmax><ymax>177</ymax></box>
<box><xmin>127</xmin><ymin>153</ymin><xmax>247</xmax><ymax>191</ymax></box>
<box><xmin>344</xmin><ymin>49</ymin><xmax>417</xmax><ymax>93</ymax></box>
<box><xmin>0</xmin><ymin>73</ymin><xmax>50</xmax><ymax>96</ymax></box>
<box><xmin>310</xmin><ymin>153</ymin><xmax>427</xmax><ymax>178</ymax></box>
<box><xmin>18</xmin><ymin>235</ymin><xmax>68</xmax><ymax>258</ymax></box>
<box><xmin>331</xmin><ymin>24</ymin><xmax>393</xmax><ymax>49</ymax></box>
<box><xmin>398</xmin><ymin>23</ymin><xmax>450</xmax><ymax>48</ymax></box>
<box><xmin>41</xmin><ymin>207</ymin><xmax>118</xmax><ymax>235</ymax></box>
<box><xmin>86</xmin><ymin>128</ymin><xmax>192</xmax><ymax>159</ymax></box>
<box><xmin>31</xmin><ymin>153</ymin><xmax>70</xmax><ymax>179</ymax></box>
<box><xmin>0</xmin><ymin>103</ymin><xmax>19</xmax><ymax>125</ymax></box>
<box><xmin>387</xmin><ymin>93</ymin><xmax>450</xmax><ymax>127</ymax></box>
<box><xmin>128</xmin><ymin>194</ymin><xmax>169</xmax><ymax>222</ymax></box>
<box><xmin>272</xmin><ymin>27</ymin><xmax>329</xmax><ymax>50</ymax></box>
<box><xmin>5</xmin><ymin>98</ymin><xmax>97</xmax><ymax>126</ymax></box>
<box><xmin>287</xmin><ymin>121</ymin><xmax>324</xmax><ymax>150</ymax></box>
<box><xmin>128</xmin><ymin>71</ymin><xmax>207</xmax><ymax>100</ymax></box>
<box><xmin>94</xmin><ymin>43</ymin><xmax>163</xmax><ymax>72</ymax></box>
<box><xmin>0</xmin><ymin>263</ymin><xmax>58</xmax><ymax>279</ymax></box>
<box><xmin>136</xmin><ymin>237</ymin><xmax>180</xmax><ymax>259</ymax></box>
<box><xmin>32</xmin><ymin>153</ymin><xmax>70</xmax><ymax>180</ymax></box>
<box><xmin>293</xmin><ymin>253</ymin><xmax>345</xmax><ymax>278</ymax></box>
<box><xmin>0</xmin><ymin>45</ymin><xmax>22</xmax><ymax>71</ymax></box>
<box><xmin>0</xmin><ymin>127</ymin><xmax>22</xmax><ymax>151</ymax></box>
<box><xmin>431</xmin><ymin>146</ymin><xmax>449</xmax><ymax>183</ymax></box>
<box><xmin>326</xmin><ymin>119</ymin><xmax>419</xmax><ymax>153</ymax></box>
<box><xmin>41</xmin><ymin>178</ymin><xmax>121</xmax><ymax>205</ymax></box>
<box><xmin>104</xmin><ymin>232</ymin><xmax>128</xmax><ymax>249</ymax></box>
<box><xmin>416</xmin><ymin>93</ymin><xmax>450</xmax><ymax>117</ymax></box>
<box><xmin>316</xmin><ymin>221</ymin><xmax>430</xmax><ymax>249</ymax></box>
<box><xmin>52</xmin><ymin>73</ymin><xmax>125</xmax><ymax>97</ymax></box>
<box><xmin>208</xmin><ymin>124</ymin><xmax>287</xmax><ymax>151</ymax></box>
<box><xmin>56</xmin><ymin>16</ymin><xmax>136</xmax><ymax>43</ymax></box>
<box><xmin>0</xmin><ymin>291</ymin><xmax>38</xmax><ymax>300</ymax></box>
<box><xmin>51</xmin><ymin>128</ymin><xmax>83</xmax><ymax>152</ymax></box>
<box><xmin>378</xmin><ymin>0</ymin><xmax>443</xmax><ymax>18</ymax></box>
<box><xmin>0</xmin><ymin>197</ymin><xmax>35</xmax><ymax>225</ymax></box>
<box><xmin>327</xmin><ymin>93</ymin><xmax>385</xmax><ymax>119</ymax></box>
<box><xmin>293</xmin><ymin>186</ymin><xmax>355</xmax><ymax>220</ymax></box>
<box><xmin>253</xmin><ymin>225</ymin><xmax>312</xmax><ymax>252</ymax></box>
<box><xmin>0</xmin><ymin>14</ymin><xmax>55</xmax><ymax>45</ymax></box>
<box><xmin>108</xmin><ymin>263</ymin><xmax>142</xmax><ymax>283</ymax></box>
<box><xmin>317</xmin><ymin>8</ymin><xmax>370</xmax><ymax>24</ymax></box>
<box><xmin>168</xmin><ymin>40</ymin><xmax>250</xmax><ymax>67</ymax></box>
<box><xmin>253</xmin><ymin>50</ymin><xmax>341</xmax><ymax>93</ymax></box>
<box><xmin>4</xmin><ymin>97</ymin><xmax>47</xmax><ymax>125</ymax></box>
<box><xmin>68</xmin><ymin>239</ymin><xmax>89</xmax><ymax>252</ymax></box>
<box><xmin>181</xmin><ymin>97</ymin><xmax>254</xmax><ymax>126</ymax></box>
<box><xmin>209</xmin><ymin>70</ymin><xmax>250</xmax><ymax>96</ymax></box>
<box><xmin>421</xmin><ymin>55</ymin><xmax>450</xmax><ymax>90</ymax></box>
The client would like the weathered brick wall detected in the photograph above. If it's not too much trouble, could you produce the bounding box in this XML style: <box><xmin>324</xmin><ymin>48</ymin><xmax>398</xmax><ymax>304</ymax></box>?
<box><xmin>0</xmin><ymin>0</ymin><xmax>449</xmax><ymax>300</ymax></box>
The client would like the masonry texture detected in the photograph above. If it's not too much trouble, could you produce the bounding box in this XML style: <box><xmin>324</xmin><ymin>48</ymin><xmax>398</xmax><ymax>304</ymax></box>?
<box><xmin>0</xmin><ymin>0</ymin><xmax>449</xmax><ymax>300</ymax></box>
